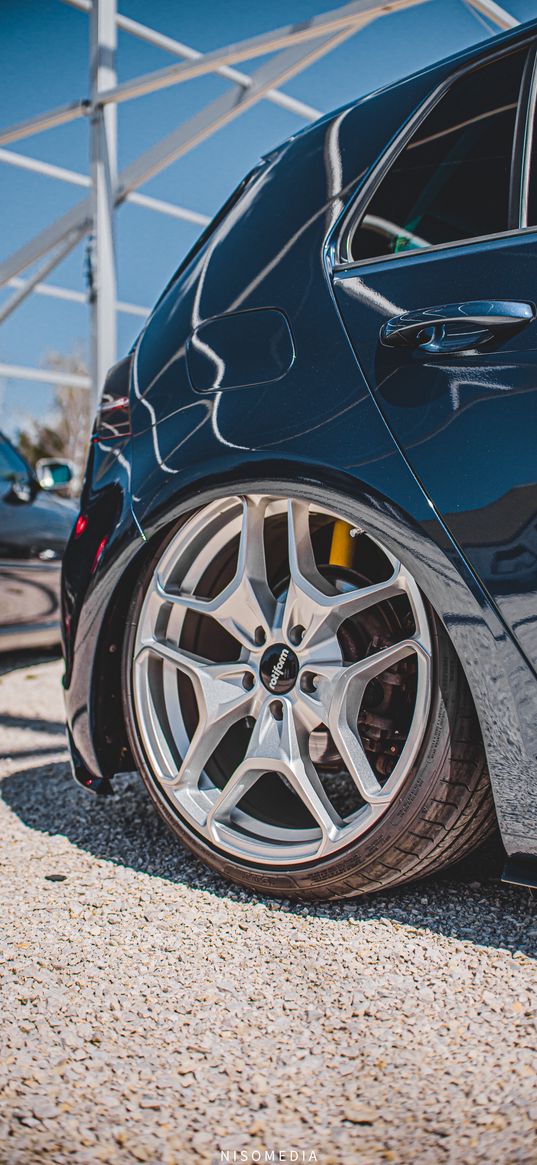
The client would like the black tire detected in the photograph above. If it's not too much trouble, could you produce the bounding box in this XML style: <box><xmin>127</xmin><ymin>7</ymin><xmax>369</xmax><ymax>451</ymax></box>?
<box><xmin>122</xmin><ymin>486</ymin><xmax>495</xmax><ymax>902</ymax></box>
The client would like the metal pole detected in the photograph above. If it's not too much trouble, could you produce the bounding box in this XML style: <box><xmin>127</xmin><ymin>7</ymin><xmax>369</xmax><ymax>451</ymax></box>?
<box><xmin>61</xmin><ymin>0</ymin><xmax>321</xmax><ymax>121</ymax></box>
<box><xmin>97</xmin><ymin>0</ymin><xmax>426</xmax><ymax>108</ymax></box>
<box><xmin>89</xmin><ymin>0</ymin><xmax>117</xmax><ymax>413</ymax></box>
<box><xmin>0</xmin><ymin>0</ymin><xmax>425</xmax><ymax>295</ymax></box>
<box><xmin>117</xmin><ymin>18</ymin><xmax>374</xmax><ymax>202</ymax></box>
<box><xmin>6</xmin><ymin>276</ymin><xmax>149</xmax><ymax>318</ymax></box>
<box><xmin>0</xmin><ymin>148</ymin><xmax>210</xmax><ymax>225</ymax></box>
<box><xmin>464</xmin><ymin>0</ymin><xmax>518</xmax><ymax>28</ymax></box>
<box><xmin>0</xmin><ymin>363</ymin><xmax>91</xmax><ymax>390</ymax></box>
<box><xmin>0</xmin><ymin>99</ymin><xmax>90</xmax><ymax>147</ymax></box>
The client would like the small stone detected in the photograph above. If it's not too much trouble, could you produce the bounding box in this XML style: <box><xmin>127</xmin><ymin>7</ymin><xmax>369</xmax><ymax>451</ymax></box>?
<box><xmin>345</xmin><ymin>1104</ymin><xmax>378</xmax><ymax>1125</ymax></box>
<box><xmin>31</xmin><ymin>1099</ymin><xmax>60</xmax><ymax>1121</ymax></box>
<box><xmin>139</xmin><ymin>1096</ymin><xmax>161</xmax><ymax>1110</ymax></box>
<box><xmin>177</xmin><ymin>1060</ymin><xmax>199</xmax><ymax>1075</ymax></box>
<box><xmin>1</xmin><ymin>654</ymin><xmax>536</xmax><ymax>1165</ymax></box>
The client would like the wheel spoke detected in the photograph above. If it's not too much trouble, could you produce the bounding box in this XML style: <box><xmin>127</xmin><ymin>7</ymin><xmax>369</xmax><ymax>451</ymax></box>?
<box><xmin>282</xmin><ymin>499</ymin><xmax>407</xmax><ymax>651</ymax></box>
<box><xmin>137</xmin><ymin>638</ymin><xmax>254</xmax><ymax>790</ymax></box>
<box><xmin>205</xmin><ymin>765</ymin><xmax>261</xmax><ymax>834</ymax></box>
<box><xmin>281</xmin><ymin>499</ymin><xmax>334</xmax><ymax>646</ymax></box>
<box><xmin>294</xmin><ymin>659</ymin><xmax>342</xmax><ymax>731</ymax></box>
<box><xmin>154</xmin><ymin>497</ymin><xmax>276</xmax><ymax>650</ymax></box>
<box><xmin>133</xmin><ymin>491</ymin><xmax>434</xmax><ymax>867</ymax></box>
<box><xmin>327</xmin><ymin>639</ymin><xmax>429</xmax><ymax>803</ymax></box>
<box><xmin>207</xmin><ymin>699</ymin><xmax>342</xmax><ymax>851</ymax></box>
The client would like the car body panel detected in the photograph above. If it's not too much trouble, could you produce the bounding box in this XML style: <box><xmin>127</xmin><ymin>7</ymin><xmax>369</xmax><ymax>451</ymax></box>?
<box><xmin>0</xmin><ymin>434</ymin><xmax>75</xmax><ymax>650</ymax></box>
<box><xmin>333</xmin><ymin>227</ymin><xmax>537</xmax><ymax>680</ymax></box>
<box><xmin>186</xmin><ymin>308</ymin><xmax>295</xmax><ymax>392</ymax></box>
<box><xmin>63</xmin><ymin>18</ymin><xmax>537</xmax><ymax>864</ymax></box>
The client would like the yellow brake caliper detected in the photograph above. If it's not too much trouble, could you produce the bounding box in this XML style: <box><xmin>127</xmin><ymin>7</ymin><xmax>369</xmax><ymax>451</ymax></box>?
<box><xmin>329</xmin><ymin>519</ymin><xmax>355</xmax><ymax>569</ymax></box>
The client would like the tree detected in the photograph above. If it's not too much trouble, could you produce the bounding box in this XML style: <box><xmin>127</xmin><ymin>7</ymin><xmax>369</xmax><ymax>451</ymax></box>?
<box><xmin>17</xmin><ymin>349</ymin><xmax>92</xmax><ymax>493</ymax></box>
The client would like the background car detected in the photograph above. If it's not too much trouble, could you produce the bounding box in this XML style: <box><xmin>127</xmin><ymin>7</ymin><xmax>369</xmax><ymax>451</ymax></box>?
<box><xmin>63</xmin><ymin>18</ymin><xmax>537</xmax><ymax>899</ymax></box>
<box><xmin>0</xmin><ymin>432</ymin><xmax>75</xmax><ymax>651</ymax></box>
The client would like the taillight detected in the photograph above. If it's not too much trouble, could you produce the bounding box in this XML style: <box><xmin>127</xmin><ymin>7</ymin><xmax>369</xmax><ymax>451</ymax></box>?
<box><xmin>91</xmin><ymin>536</ymin><xmax>108</xmax><ymax>575</ymax></box>
<box><xmin>93</xmin><ymin>354</ymin><xmax>132</xmax><ymax>442</ymax></box>
<box><xmin>73</xmin><ymin>512</ymin><xmax>88</xmax><ymax>539</ymax></box>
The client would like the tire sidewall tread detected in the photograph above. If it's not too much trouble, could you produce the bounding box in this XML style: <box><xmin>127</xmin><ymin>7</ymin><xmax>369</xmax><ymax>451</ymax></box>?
<box><xmin>121</xmin><ymin>483</ymin><xmax>492</xmax><ymax>901</ymax></box>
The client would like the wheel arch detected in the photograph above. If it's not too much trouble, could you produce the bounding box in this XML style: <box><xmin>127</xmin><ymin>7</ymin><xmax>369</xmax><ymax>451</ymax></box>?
<box><xmin>88</xmin><ymin>460</ymin><xmax>536</xmax><ymax>860</ymax></box>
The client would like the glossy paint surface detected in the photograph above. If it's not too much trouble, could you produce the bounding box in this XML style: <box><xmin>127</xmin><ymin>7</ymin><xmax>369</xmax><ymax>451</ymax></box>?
<box><xmin>62</xmin><ymin>19</ymin><xmax>537</xmax><ymax>859</ymax></box>
<box><xmin>186</xmin><ymin>309</ymin><xmax>295</xmax><ymax>393</ymax></box>
<box><xmin>333</xmin><ymin>231</ymin><xmax>537</xmax><ymax>675</ymax></box>
<box><xmin>0</xmin><ymin>434</ymin><xmax>75</xmax><ymax>650</ymax></box>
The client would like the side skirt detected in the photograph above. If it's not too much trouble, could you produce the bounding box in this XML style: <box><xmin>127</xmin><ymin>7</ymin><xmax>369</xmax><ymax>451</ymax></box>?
<box><xmin>502</xmin><ymin>853</ymin><xmax>537</xmax><ymax>890</ymax></box>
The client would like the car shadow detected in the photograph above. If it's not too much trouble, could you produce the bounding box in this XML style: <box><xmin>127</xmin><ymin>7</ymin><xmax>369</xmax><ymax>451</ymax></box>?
<box><xmin>1</xmin><ymin>758</ymin><xmax>535</xmax><ymax>957</ymax></box>
<box><xmin>0</xmin><ymin>711</ymin><xmax>67</xmax><ymax>736</ymax></box>
<box><xmin>0</xmin><ymin>647</ymin><xmax>61</xmax><ymax>677</ymax></box>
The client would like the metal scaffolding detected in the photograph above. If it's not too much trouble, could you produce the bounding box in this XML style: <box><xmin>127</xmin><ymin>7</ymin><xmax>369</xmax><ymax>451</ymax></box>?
<box><xmin>0</xmin><ymin>0</ymin><xmax>518</xmax><ymax>412</ymax></box>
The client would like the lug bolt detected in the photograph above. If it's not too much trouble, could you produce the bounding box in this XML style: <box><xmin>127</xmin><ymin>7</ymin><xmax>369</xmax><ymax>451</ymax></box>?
<box><xmin>270</xmin><ymin>700</ymin><xmax>284</xmax><ymax>721</ymax></box>
<box><xmin>242</xmin><ymin>672</ymin><xmax>255</xmax><ymax>691</ymax></box>
<box><xmin>254</xmin><ymin>626</ymin><xmax>266</xmax><ymax>646</ymax></box>
<box><xmin>289</xmin><ymin>624</ymin><xmax>305</xmax><ymax>646</ymax></box>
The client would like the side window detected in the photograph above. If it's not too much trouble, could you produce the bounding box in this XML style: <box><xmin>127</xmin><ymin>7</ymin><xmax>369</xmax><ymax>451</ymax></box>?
<box><xmin>346</xmin><ymin>48</ymin><xmax>527</xmax><ymax>263</ymax></box>
<box><xmin>0</xmin><ymin>438</ymin><xmax>29</xmax><ymax>482</ymax></box>
<box><xmin>0</xmin><ymin>437</ymin><xmax>31</xmax><ymax>499</ymax></box>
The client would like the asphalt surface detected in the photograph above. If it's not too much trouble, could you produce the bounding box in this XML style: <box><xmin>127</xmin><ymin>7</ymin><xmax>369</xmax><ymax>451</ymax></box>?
<box><xmin>0</xmin><ymin>652</ymin><xmax>536</xmax><ymax>1165</ymax></box>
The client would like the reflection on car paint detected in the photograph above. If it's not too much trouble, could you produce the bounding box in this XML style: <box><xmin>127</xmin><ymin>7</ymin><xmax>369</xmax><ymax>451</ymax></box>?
<box><xmin>62</xmin><ymin>19</ymin><xmax>537</xmax><ymax>866</ymax></box>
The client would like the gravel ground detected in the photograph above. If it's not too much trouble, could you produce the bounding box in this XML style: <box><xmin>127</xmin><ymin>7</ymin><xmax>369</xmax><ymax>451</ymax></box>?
<box><xmin>0</xmin><ymin>653</ymin><xmax>536</xmax><ymax>1165</ymax></box>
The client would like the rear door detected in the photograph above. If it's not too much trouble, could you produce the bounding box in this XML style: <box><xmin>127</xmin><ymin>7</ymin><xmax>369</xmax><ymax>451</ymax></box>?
<box><xmin>332</xmin><ymin>41</ymin><xmax>537</xmax><ymax>673</ymax></box>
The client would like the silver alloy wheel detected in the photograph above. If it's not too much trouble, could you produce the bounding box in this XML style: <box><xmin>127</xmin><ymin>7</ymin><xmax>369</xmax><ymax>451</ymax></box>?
<box><xmin>132</xmin><ymin>494</ymin><xmax>432</xmax><ymax>866</ymax></box>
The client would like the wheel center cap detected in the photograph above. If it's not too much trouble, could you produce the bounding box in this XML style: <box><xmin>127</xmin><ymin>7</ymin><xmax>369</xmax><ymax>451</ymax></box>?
<box><xmin>260</xmin><ymin>643</ymin><xmax>299</xmax><ymax>694</ymax></box>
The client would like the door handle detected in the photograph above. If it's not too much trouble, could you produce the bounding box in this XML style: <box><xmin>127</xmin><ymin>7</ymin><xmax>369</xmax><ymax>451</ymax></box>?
<box><xmin>380</xmin><ymin>300</ymin><xmax>535</xmax><ymax>353</ymax></box>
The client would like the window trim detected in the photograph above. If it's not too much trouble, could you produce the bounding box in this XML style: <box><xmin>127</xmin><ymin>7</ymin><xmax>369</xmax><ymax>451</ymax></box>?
<box><xmin>333</xmin><ymin>37</ymin><xmax>537</xmax><ymax>272</ymax></box>
<box><xmin>508</xmin><ymin>45</ymin><xmax>537</xmax><ymax>228</ymax></box>
<box><xmin>519</xmin><ymin>48</ymin><xmax>537</xmax><ymax>226</ymax></box>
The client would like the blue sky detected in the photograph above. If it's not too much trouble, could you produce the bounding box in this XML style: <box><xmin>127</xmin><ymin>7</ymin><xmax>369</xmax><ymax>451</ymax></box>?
<box><xmin>1</xmin><ymin>0</ymin><xmax>535</xmax><ymax>436</ymax></box>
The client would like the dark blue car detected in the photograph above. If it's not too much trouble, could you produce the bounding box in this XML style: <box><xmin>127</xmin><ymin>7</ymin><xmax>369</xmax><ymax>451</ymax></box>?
<box><xmin>63</xmin><ymin>19</ymin><xmax>537</xmax><ymax>899</ymax></box>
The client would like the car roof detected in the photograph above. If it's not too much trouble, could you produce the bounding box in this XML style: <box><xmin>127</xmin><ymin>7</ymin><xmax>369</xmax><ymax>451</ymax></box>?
<box><xmin>263</xmin><ymin>17</ymin><xmax>537</xmax><ymax>165</ymax></box>
<box><xmin>396</xmin><ymin>14</ymin><xmax>537</xmax><ymax>89</ymax></box>
<box><xmin>352</xmin><ymin>18</ymin><xmax>534</xmax><ymax>127</ymax></box>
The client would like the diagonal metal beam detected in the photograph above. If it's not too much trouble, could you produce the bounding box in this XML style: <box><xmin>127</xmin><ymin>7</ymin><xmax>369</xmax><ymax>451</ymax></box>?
<box><xmin>0</xmin><ymin>147</ymin><xmax>210</xmax><ymax>225</ymax></box>
<box><xmin>2</xmin><ymin>0</ymin><xmax>347</xmax><ymax>147</ymax></box>
<box><xmin>464</xmin><ymin>0</ymin><xmax>518</xmax><ymax>28</ymax></box>
<box><xmin>0</xmin><ymin>0</ymin><xmax>423</xmax><ymax>293</ymax></box>
<box><xmin>0</xmin><ymin>12</ymin><xmax>367</xmax><ymax>290</ymax></box>
<box><xmin>0</xmin><ymin>147</ymin><xmax>89</xmax><ymax>188</ymax></box>
<box><xmin>0</xmin><ymin>99</ymin><xmax>90</xmax><ymax>147</ymax></box>
<box><xmin>127</xmin><ymin>190</ymin><xmax>209</xmax><ymax>225</ymax></box>
<box><xmin>61</xmin><ymin>0</ymin><xmax>321</xmax><ymax>121</ymax></box>
<box><xmin>97</xmin><ymin>0</ymin><xmax>425</xmax><ymax>106</ymax></box>
<box><xmin>0</xmin><ymin>234</ymin><xmax>84</xmax><ymax>325</ymax></box>
<box><xmin>6</xmin><ymin>277</ymin><xmax>88</xmax><ymax>305</ymax></box>
<box><xmin>0</xmin><ymin>202</ymin><xmax>92</xmax><ymax>289</ymax></box>
<box><xmin>116</xmin><ymin>16</ymin><xmax>378</xmax><ymax>200</ymax></box>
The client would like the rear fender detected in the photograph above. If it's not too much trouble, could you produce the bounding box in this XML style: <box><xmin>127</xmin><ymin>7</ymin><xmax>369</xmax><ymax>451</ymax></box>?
<box><xmin>127</xmin><ymin>460</ymin><xmax>537</xmax><ymax>859</ymax></box>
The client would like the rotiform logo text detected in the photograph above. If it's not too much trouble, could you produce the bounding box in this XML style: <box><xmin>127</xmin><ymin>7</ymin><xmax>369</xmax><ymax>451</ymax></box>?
<box><xmin>269</xmin><ymin>647</ymin><xmax>290</xmax><ymax>689</ymax></box>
